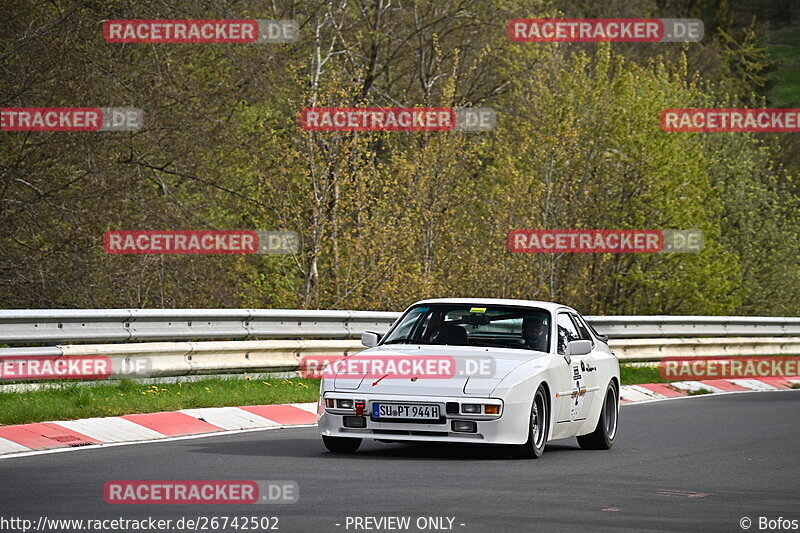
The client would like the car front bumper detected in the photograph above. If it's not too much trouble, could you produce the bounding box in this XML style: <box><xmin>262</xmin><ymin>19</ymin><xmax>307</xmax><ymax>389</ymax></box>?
<box><xmin>318</xmin><ymin>391</ymin><xmax>531</xmax><ymax>445</ymax></box>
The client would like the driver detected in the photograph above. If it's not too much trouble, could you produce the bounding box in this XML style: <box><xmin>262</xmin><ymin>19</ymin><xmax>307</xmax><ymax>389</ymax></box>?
<box><xmin>522</xmin><ymin>316</ymin><xmax>548</xmax><ymax>352</ymax></box>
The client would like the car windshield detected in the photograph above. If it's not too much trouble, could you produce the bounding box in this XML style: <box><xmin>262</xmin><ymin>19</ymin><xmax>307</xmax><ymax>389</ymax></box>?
<box><xmin>382</xmin><ymin>304</ymin><xmax>551</xmax><ymax>352</ymax></box>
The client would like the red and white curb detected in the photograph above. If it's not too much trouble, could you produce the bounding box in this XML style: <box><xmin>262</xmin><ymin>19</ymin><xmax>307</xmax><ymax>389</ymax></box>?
<box><xmin>0</xmin><ymin>380</ymin><xmax>797</xmax><ymax>459</ymax></box>
<box><xmin>0</xmin><ymin>403</ymin><xmax>317</xmax><ymax>458</ymax></box>
<box><xmin>619</xmin><ymin>377</ymin><xmax>799</xmax><ymax>403</ymax></box>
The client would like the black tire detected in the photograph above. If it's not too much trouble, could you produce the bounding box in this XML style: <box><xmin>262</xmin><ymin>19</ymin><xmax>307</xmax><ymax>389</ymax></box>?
<box><xmin>577</xmin><ymin>381</ymin><xmax>618</xmax><ymax>450</ymax></box>
<box><xmin>322</xmin><ymin>435</ymin><xmax>362</xmax><ymax>454</ymax></box>
<box><xmin>512</xmin><ymin>385</ymin><xmax>549</xmax><ymax>459</ymax></box>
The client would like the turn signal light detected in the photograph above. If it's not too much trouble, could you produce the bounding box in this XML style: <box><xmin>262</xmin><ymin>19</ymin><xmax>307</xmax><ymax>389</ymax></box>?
<box><xmin>325</xmin><ymin>398</ymin><xmax>335</xmax><ymax>408</ymax></box>
<box><xmin>484</xmin><ymin>405</ymin><xmax>500</xmax><ymax>415</ymax></box>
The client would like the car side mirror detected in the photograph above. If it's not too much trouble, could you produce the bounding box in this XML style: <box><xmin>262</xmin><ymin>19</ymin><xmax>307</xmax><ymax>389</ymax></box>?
<box><xmin>566</xmin><ymin>339</ymin><xmax>592</xmax><ymax>357</ymax></box>
<box><xmin>361</xmin><ymin>331</ymin><xmax>381</xmax><ymax>347</ymax></box>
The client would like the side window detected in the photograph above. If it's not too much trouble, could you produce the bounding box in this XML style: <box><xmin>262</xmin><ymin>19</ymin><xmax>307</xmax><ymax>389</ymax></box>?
<box><xmin>557</xmin><ymin>313</ymin><xmax>580</xmax><ymax>355</ymax></box>
<box><xmin>385</xmin><ymin>306</ymin><xmax>428</xmax><ymax>343</ymax></box>
<box><xmin>570</xmin><ymin>313</ymin><xmax>592</xmax><ymax>342</ymax></box>
<box><xmin>412</xmin><ymin>311</ymin><xmax>433</xmax><ymax>342</ymax></box>
<box><xmin>390</xmin><ymin>317</ymin><xmax>416</xmax><ymax>340</ymax></box>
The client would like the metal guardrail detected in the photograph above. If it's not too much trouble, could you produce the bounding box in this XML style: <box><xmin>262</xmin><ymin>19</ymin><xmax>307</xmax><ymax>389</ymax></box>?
<box><xmin>0</xmin><ymin>310</ymin><xmax>799</xmax><ymax>379</ymax></box>
<box><xmin>1</xmin><ymin>309</ymin><xmax>800</xmax><ymax>345</ymax></box>
<box><xmin>0</xmin><ymin>337</ymin><xmax>796</xmax><ymax>373</ymax></box>
<box><xmin>610</xmin><ymin>337</ymin><xmax>800</xmax><ymax>362</ymax></box>
<box><xmin>587</xmin><ymin>316</ymin><xmax>800</xmax><ymax>339</ymax></box>
<box><xmin>0</xmin><ymin>309</ymin><xmax>401</xmax><ymax>344</ymax></box>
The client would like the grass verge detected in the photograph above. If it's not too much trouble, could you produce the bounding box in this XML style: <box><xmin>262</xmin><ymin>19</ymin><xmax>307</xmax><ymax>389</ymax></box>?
<box><xmin>0</xmin><ymin>376</ymin><xmax>320</xmax><ymax>426</ymax></box>
<box><xmin>2</xmin><ymin>366</ymin><xmax>791</xmax><ymax>426</ymax></box>
<box><xmin>619</xmin><ymin>364</ymin><xmax>667</xmax><ymax>386</ymax></box>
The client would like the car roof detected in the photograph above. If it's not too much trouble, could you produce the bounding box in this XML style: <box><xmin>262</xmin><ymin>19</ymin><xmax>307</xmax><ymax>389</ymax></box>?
<box><xmin>410</xmin><ymin>298</ymin><xmax>574</xmax><ymax>313</ymax></box>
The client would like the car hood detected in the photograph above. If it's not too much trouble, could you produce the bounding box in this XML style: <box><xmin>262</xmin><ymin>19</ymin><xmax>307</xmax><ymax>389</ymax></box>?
<box><xmin>332</xmin><ymin>344</ymin><xmax>548</xmax><ymax>396</ymax></box>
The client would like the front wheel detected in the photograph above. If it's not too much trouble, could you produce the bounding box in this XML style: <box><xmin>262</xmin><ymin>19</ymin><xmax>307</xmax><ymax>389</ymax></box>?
<box><xmin>322</xmin><ymin>435</ymin><xmax>362</xmax><ymax>454</ymax></box>
<box><xmin>512</xmin><ymin>385</ymin><xmax>549</xmax><ymax>459</ymax></box>
<box><xmin>577</xmin><ymin>381</ymin><xmax>618</xmax><ymax>450</ymax></box>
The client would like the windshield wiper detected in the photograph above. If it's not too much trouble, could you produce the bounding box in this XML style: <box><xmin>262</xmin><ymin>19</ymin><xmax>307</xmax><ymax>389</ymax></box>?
<box><xmin>382</xmin><ymin>339</ymin><xmax>412</xmax><ymax>344</ymax></box>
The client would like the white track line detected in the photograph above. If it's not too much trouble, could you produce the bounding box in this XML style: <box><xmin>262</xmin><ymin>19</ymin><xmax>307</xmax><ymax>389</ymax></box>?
<box><xmin>627</xmin><ymin>384</ymin><xmax>670</xmax><ymax>400</ymax></box>
<box><xmin>669</xmin><ymin>380</ymin><xmax>725</xmax><ymax>393</ymax></box>
<box><xmin>729</xmin><ymin>379</ymin><xmax>780</xmax><ymax>391</ymax></box>
<box><xmin>290</xmin><ymin>402</ymin><xmax>319</xmax><ymax>414</ymax></box>
<box><xmin>618</xmin><ymin>386</ymin><xmax>653</xmax><ymax>403</ymax></box>
<box><xmin>56</xmin><ymin>417</ymin><xmax>166</xmax><ymax>442</ymax></box>
<box><xmin>0</xmin><ymin>436</ymin><xmax>32</xmax><ymax>454</ymax></box>
<box><xmin>179</xmin><ymin>407</ymin><xmax>280</xmax><ymax>430</ymax></box>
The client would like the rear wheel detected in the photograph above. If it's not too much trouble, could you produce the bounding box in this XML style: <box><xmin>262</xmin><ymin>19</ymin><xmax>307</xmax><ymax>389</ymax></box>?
<box><xmin>322</xmin><ymin>435</ymin><xmax>362</xmax><ymax>454</ymax></box>
<box><xmin>577</xmin><ymin>381</ymin><xmax>618</xmax><ymax>450</ymax></box>
<box><xmin>513</xmin><ymin>385</ymin><xmax>548</xmax><ymax>459</ymax></box>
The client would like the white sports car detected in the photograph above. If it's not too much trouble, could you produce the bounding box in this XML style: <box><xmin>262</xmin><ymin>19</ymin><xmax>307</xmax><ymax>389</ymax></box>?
<box><xmin>318</xmin><ymin>298</ymin><xmax>620</xmax><ymax>458</ymax></box>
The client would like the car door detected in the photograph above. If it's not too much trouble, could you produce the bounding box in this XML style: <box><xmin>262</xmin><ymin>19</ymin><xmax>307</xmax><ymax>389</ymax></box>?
<box><xmin>554</xmin><ymin>311</ymin><xmax>597</xmax><ymax>425</ymax></box>
<box><xmin>569</xmin><ymin>312</ymin><xmax>601</xmax><ymax>419</ymax></box>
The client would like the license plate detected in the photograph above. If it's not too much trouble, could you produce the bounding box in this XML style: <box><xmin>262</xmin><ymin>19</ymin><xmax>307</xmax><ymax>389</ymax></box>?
<box><xmin>372</xmin><ymin>403</ymin><xmax>440</xmax><ymax>420</ymax></box>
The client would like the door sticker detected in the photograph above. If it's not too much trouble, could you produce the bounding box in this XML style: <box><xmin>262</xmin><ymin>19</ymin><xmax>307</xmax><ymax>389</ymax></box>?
<box><xmin>569</xmin><ymin>365</ymin><xmax>588</xmax><ymax>422</ymax></box>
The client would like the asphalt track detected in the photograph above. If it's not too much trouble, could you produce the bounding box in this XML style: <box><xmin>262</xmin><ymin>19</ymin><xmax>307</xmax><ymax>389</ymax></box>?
<box><xmin>1</xmin><ymin>391</ymin><xmax>798</xmax><ymax>533</ymax></box>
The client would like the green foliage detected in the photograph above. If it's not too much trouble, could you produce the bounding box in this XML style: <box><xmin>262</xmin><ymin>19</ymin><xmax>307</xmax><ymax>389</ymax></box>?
<box><xmin>718</xmin><ymin>18</ymin><xmax>777</xmax><ymax>105</ymax></box>
<box><xmin>0</xmin><ymin>0</ymin><xmax>798</xmax><ymax>315</ymax></box>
